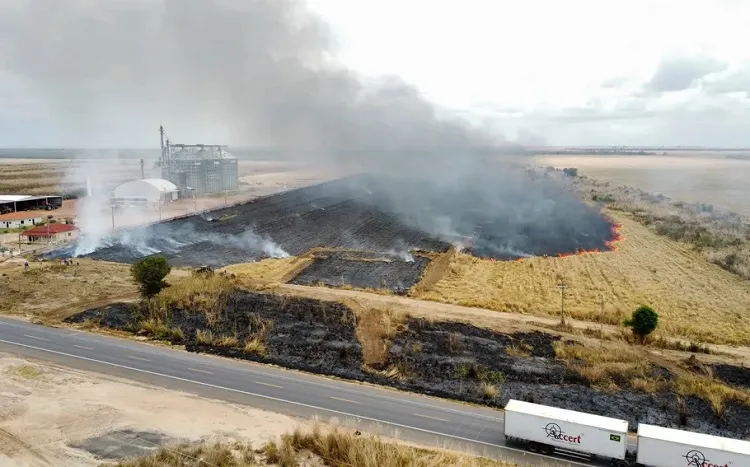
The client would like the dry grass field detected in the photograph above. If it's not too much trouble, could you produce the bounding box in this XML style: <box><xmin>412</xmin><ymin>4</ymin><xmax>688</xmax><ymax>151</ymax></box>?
<box><xmin>0</xmin><ymin>158</ymin><xmax>338</xmax><ymax>197</ymax></box>
<box><xmin>215</xmin><ymin>213</ymin><xmax>750</xmax><ymax>346</ymax></box>
<box><xmin>0</xmin><ymin>258</ymin><xmax>187</xmax><ymax>322</ymax></box>
<box><xmin>414</xmin><ymin>213</ymin><xmax>750</xmax><ymax>346</ymax></box>
<box><xmin>224</xmin><ymin>255</ymin><xmax>314</xmax><ymax>284</ymax></box>
<box><xmin>116</xmin><ymin>424</ymin><xmax>518</xmax><ymax>467</ymax></box>
<box><xmin>554</xmin><ymin>340</ymin><xmax>750</xmax><ymax>416</ymax></box>
<box><xmin>0</xmin><ymin>159</ymin><xmax>142</xmax><ymax>195</ymax></box>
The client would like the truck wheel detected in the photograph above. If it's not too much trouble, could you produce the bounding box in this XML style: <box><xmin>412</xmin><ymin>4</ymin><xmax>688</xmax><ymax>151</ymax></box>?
<box><xmin>612</xmin><ymin>460</ymin><xmax>629</xmax><ymax>467</ymax></box>
<box><xmin>528</xmin><ymin>442</ymin><xmax>539</xmax><ymax>453</ymax></box>
<box><xmin>540</xmin><ymin>444</ymin><xmax>552</xmax><ymax>455</ymax></box>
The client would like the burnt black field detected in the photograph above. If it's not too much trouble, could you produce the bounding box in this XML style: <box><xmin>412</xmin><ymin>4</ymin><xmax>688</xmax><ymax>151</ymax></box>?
<box><xmin>51</xmin><ymin>173</ymin><xmax>617</xmax><ymax>275</ymax></box>
<box><xmin>289</xmin><ymin>250</ymin><xmax>431</xmax><ymax>293</ymax></box>
<box><xmin>68</xmin><ymin>295</ymin><xmax>750</xmax><ymax>440</ymax></box>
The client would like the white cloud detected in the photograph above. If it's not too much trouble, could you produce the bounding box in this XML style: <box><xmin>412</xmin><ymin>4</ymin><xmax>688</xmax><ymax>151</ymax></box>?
<box><xmin>1</xmin><ymin>0</ymin><xmax>749</xmax><ymax>147</ymax></box>
<box><xmin>644</xmin><ymin>56</ymin><xmax>727</xmax><ymax>93</ymax></box>
<box><xmin>307</xmin><ymin>0</ymin><xmax>750</xmax><ymax>146</ymax></box>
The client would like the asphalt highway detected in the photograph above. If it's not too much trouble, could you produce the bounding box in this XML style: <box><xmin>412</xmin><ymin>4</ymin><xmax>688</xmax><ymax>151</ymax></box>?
<box><xmin>0</xmin><ymin>316</ymin><xmax>634</xmax><ymax>466</ymax></box>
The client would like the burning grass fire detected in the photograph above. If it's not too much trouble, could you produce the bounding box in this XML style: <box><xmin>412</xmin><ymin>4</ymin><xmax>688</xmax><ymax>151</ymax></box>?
<box><xmin>48</xmin><ymin>175</ymin><xmax>621</xmax><ymax>290</ymax></box>
<box><xmin>547</xmin><ymin>222</ymin><xmax>624</xmax><ymax>260</ymax></box>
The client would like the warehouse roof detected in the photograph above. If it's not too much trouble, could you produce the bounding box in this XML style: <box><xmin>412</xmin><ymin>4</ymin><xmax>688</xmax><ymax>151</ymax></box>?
<box><xmin>0</xmin><ymin>195</ymin><xmax>30</xmax><ymax>202</ymax></box>
<box><xmin>22</xmin><ymin>224</ymin><xmax>78</xmax><ymax>237</ymax></box>
<box><xmin>0</xmin><ymin>194</ymin><xmax>62</xmax><ymax>203</ymax></box>
<box><xmin>113</xmin><ymin>179</ymin><xmax>178</xmax><ymax>195</ymax></box>
<box><xmin>139</xmin><ymin>178</ymin><xmax>178</xmax><ymax>192</ymax></box>
<box><xmin>0</xmin><ymin>212</ymin><xmax>45</xmax><ymax>221</ymax></box>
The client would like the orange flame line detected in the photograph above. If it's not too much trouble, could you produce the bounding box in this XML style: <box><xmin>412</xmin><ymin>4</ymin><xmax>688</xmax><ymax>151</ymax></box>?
<box><xmin>509</xmin><ymin>221</ymin><xmax>624</xmax><ymax>262</ymax></box>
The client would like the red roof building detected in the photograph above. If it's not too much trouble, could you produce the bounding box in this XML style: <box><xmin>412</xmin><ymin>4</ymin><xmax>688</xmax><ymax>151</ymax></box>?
<box><xmin>22</xmin><ymin>223</ymin><xmax>79</xmax><ymax>243</ymax></box>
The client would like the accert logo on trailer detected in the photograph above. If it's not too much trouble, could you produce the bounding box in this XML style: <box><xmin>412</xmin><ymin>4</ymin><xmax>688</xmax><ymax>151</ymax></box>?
<box><xmin>542</xmin><ymin>423</ymin><xmax>581</xmax><ymax>445</ymax></box>
<box><xmin>683</xmin><ymin>449</ymin><xmax>730</xmax><ymax>467</ymax></box>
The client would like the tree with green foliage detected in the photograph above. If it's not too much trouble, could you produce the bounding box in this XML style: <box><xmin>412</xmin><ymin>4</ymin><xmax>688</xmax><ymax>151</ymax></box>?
<box><xmin>624</xmin><ymin>305</ymin><xmax>659</xmax><ymax>342</ymax></box>
<box><xmin>131</xmin><ymin>255</ymin><xmax>171</xmax><ymax>298</ymax></box>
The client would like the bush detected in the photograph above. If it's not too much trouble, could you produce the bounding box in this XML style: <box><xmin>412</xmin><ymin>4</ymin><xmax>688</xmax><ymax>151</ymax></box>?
<box><xmin>624</xmin><ymin>305</ymin><xmax>659</xmax><ymax>342</ymax></box>
<box><xmin>130</xmin><ymin>255</ymin><xmax>171</xmax><ymax>298</ymax></box>
<box><xmin>563</xmin><ymin>167</ymin><xmax>579</xmax><ymax>177</ymax></box>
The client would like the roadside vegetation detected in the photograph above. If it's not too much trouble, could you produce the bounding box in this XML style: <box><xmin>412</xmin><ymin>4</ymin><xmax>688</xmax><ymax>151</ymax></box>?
<box><xmin>555</xmin><ymin>340</ymin><xmax>750</xmax><ymax>417</ymax></box>
<box><xmin>69</xmin><ymin>266</ymin><xmax>750</xmax><ymax>436</ymax></box>
<box><xmin>0</xmin><ymin>258</ymin><xmax>141</xmax><ymax>321</ymax></box>
<box><xmin>132</xmin><ymin>256</ymin><xmax>172</xmax><ymax>297</ymax></box>
<box><xmin>110</xmin><ymin>425</ymin><xmax>518</xmax><ymax>467</ymax></box>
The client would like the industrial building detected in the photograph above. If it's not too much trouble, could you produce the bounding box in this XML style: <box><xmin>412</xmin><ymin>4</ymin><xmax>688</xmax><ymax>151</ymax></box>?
<box><xmin>112</xmin><ymin>178</ymin><xmax>179</xmax><ymax>205</ymax></box>
<box><xmin>157</xmin><ymin>126</ymin><xmax>239</xmax><ymax>197</ymax></box>
<box><xmin>0</xmin><ymin>194</ymin><xmax>62</xmax><ymax>214</ymax></box>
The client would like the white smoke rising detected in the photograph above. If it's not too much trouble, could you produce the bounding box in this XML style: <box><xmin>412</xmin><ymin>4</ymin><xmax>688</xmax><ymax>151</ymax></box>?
<box><xmin>64</xmin><ymin>153</ymin><xmax>157</xmax><ymax>256</ymax></box>
<box><xmin>221</xmin><ymin>229</ymin><xmax>290</xmax><ymax>259</ymax></box>
<box><xmin>384</xmin><ymin>238</ymin><xmax>415</xmax><ymax>262</ymax></box>
<box><xmin>386</xmin><ymin>249</ymin><xmax>415</xmax><ymax>262</ymax></box>
<box><xmin>66</xmin><ymin>156</ymin><xmax>117</xmax><ymax>257</ymax></box>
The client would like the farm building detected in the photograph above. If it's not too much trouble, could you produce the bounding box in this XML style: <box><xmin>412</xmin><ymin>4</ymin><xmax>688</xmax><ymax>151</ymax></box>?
<box><xmin>22</xmin><ymin>223</ymin><xmax>79</xmax><ymax>244</ymax></box>
<box><xmin>112</xmin><ymin>179</ymin><xmax>179</xmax><ymax>205</ymax></box>
<box><xmin>0</xmin><ymin>212</ymin><xmax>44</xmax><ymax>229</ymax></box>
<box><xmin>0</xmin><ymin>194</ymin><xmax>62</xmax><ymax>214</ymax></box>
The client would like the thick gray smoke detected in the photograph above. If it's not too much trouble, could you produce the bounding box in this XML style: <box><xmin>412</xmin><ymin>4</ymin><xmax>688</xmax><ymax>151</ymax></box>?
<box><xmin>0</xmin><ymin>0</ymin><xmax>605</xmax><ymax>259</ymax></box>
<box><xmin>0</xmin><ymin>0</ymin><xmax>498</xmax><ymax>165</ymax></box>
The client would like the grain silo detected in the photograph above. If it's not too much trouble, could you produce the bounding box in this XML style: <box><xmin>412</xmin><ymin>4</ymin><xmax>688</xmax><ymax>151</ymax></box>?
<box><xmin>157</xmin><ymin>126</ymin><xmax>240</xmax><ymax>197</ymax></box>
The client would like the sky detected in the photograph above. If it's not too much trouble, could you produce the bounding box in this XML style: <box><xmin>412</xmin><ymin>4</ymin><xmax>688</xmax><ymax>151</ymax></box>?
<box><xmin>0</xmin><ymin>0</ymin><xmax>749</xmax><ymax>148</ymax></box>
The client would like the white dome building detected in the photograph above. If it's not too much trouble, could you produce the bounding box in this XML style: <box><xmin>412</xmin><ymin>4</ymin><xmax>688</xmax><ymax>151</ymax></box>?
<box><xmin>112</xmin><ymin>178</ymin><xmax>179</xmax><ymax>204</ymax></box>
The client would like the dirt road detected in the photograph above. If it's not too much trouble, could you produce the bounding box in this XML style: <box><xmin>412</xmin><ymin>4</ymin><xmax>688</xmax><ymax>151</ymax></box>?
<box><xmin>276</xmin><ymin>283</ymin><xmax>750</xmax><ymax>360</ymax></box>
<box><xmin>0</xmin><ymin>353</ymin><xmax>309</xmax><ymax>466</ymax></box>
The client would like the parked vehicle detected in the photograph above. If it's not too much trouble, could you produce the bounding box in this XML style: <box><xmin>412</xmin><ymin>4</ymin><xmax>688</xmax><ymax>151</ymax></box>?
<box><xmin>504</xmin><ymin>399</ymin><xmax>630</xmax><ymax>466</ymax></box>
<box><xmin>636</xmin><ymin>423</ymin><xmax>750</xmax><ymax>467</ymax></box>
<box><xmin>504</xmin><ymin>399</ymin><xmax>750</xmax><ymax>467</ymax></box>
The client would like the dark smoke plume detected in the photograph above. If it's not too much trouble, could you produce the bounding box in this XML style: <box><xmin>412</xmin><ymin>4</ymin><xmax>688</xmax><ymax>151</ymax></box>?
<box><xmin>1</xmin><ymin>0</ymin><xmax>611</xmax><ymax>259</ymax></box>
<box><xmin>0</xmin><ymin>0</ymin><xmax>495</xmax><ymax>164</ymax></box>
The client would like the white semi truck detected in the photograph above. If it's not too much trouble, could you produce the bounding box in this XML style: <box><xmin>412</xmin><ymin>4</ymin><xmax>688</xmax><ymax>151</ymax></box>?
<box><xmin>503</xmin><ymin>399</ymin><xmax>750</xmax><ymax>467</ymax></box>
<box><xmin>636</xmin><ymin>423</ymin><xmax>750</xmax><ymax>467</ymax></box>
<box><xmin>503</xmin><ymin>399</ymin><xmax>631</xmax><ymax>466</ymax></box>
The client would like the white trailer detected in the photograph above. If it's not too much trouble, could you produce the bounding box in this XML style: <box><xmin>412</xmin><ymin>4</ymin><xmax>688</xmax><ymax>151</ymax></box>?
<box><xmin>504</xmin><ymin>399</ymin><xmax>629</xmax><ymax>465</ymax></box>
<box><xmin>636</xmin><ymin>423</ymin><xmax>750</xmax><ymax>467</ymax></box>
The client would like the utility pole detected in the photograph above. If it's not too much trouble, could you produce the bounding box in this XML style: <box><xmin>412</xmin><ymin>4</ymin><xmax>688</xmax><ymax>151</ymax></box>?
<box><xmin>193</xmin><ymin>191</ymin><xmax>197</xmax><ymax>213</ymax></box>
<box><xmin>556</xmin><ymin>280</ymin><xmax>569</xmax><ymax>327</ymax></box>
<box><xmin>600</xmin><ymin>294</ymin><xmax>605</xmax><ymax>346</ymax></box>
<box><xmin>111</xmin><ymin>205</ymin><xmax>115</xmax><ymax>229</ymax></box>
<box><xmin>140</xmin><ymin>159</ymin><xmax>145</xmax><ymax>179</ymax></box>
<box><xmin>159</xmin><ymin>125</ymin><xmax>165</xmax><ymax>160</ymax></box>
<box><xmin>158</xmin><ymin>200</ymin><xmax>162</xmax><ymax>221</ymax></box>
<box><xmin>224</xmin><ymin>188</ymin><xmax>228</xmax><ymax>207</ymax></box>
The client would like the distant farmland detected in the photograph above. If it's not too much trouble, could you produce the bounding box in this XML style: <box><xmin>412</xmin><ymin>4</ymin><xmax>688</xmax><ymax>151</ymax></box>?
<box><xmin>537</xmin><ymin>153</ymin><xmax>750</xmax><ymax>216</ymax></box>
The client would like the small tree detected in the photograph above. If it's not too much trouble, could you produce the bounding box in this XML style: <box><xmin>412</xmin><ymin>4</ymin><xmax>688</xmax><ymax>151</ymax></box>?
<box><xmin>131</xmin><ymin>255</ymin><xmax>171</xmax><ymax>298</ymax></box>
<box><xmin>624</xmin><ymin>305</ymin><xmax>658</xmax><ymax>343</ymax></box>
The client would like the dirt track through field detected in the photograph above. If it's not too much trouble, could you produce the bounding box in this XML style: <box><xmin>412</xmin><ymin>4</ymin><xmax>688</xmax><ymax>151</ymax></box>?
<box><xmin>275</xmin><ymin>283</ymin><xmax>750</xmax><ymax>360</ymax></box>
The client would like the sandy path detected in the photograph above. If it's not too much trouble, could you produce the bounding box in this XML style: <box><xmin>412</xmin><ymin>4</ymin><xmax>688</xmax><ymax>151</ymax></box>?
<box><xmin>0</xmin><ymin>353</ymin><xmax>308</xmax><ymax>466</ymax></box>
